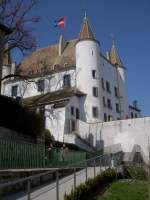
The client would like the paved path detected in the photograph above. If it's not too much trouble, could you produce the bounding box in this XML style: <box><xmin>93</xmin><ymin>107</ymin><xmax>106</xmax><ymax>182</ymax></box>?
<box><xmin>2</xmin><ymin>166</ymin><xmax>106</xmax><ymax>200</ymax></box>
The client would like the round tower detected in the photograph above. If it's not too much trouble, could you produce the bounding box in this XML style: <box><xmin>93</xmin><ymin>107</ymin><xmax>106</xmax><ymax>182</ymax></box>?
<box><xmin>76</xmin><ymin>16</ymin><xmax>102</xmax><ymax>122</ymax></box>
<box><xmin>110</xmin><ymin>42</ymin><xmax>129</xmax><ymax>119</ymax></box>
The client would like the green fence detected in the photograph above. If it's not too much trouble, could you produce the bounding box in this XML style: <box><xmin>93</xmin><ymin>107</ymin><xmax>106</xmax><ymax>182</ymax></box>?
<box><xmin>0</xmin><ymin>138</ymin><xmax>86</xmax><ymax>169</ymax></box>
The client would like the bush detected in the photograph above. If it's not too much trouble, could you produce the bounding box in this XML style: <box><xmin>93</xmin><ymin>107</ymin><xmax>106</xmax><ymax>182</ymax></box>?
<box><xmin>126</xmin><ymin>166</ymin><xmax>147</xmax><ymax>180</ymax></box>
<box><xmin>64</xmin><ymin>169</ymin><xmax>116</xmax><ymax>200</ymax></box>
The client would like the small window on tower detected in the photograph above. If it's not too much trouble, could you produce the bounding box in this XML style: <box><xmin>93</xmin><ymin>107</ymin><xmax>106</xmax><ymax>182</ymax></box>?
<box><xmin>106</xmin><ymin>81</ymin><xmax>111</xmax><ymax>93</ymax></box>
<box><xmin>107</xmin><ymin>99</ymin><xmax>112</xmax><ymax>110</ymax></box>
<box><xmin>101</xmin><ymin>78</ymin><xmax>105</xmax><ymax>90</ymax></box>
<box><xmin>92</xmin><ymin>107</ymin><xmax>98</xmax><ymax>118</ymax></box>
<box><xmin>92</xmin><ymin>50</ymin><xmax>94</xmax><ymax>56</ymax></box>
<box><xmin>103</xmin><ymin>96</ymin><xmax>106</xmax><ymax>107</ymax></box>
<box><xmin>92</xmin><ymin>70</ymin><xmax>96</xmax><ymax>79</ymax></box>
<box><xmin>114</xmin><ymin>86</ymin><xmax>119</xmax><ymax>98</ymax></box>
<box><xmin>93</xmin><ymin>87</ymin><xmax>98</xmax><ymax>97</ymax></box>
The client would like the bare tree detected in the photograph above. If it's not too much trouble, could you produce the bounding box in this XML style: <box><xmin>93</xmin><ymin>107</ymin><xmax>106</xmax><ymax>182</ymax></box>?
<box><xmin>0</xmin><ymin>0</ymin><xmax>39</xmax><ymax>93</ymax></box>
<box><xmin>0</xmin><ymin>0</ymin><xmax>39</xmax><ymax>54</ymax></box>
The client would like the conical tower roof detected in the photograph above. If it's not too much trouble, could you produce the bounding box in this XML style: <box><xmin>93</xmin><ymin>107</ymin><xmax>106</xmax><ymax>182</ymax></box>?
<box><xmin>110</xmin><ymin>41</ymin><xmax>124</xmax><ymax>67</ymax></box>
<box><xmin>79</xmin><ymin>15</ymin><xmax>96</xmax><ymax>40</ymax></box>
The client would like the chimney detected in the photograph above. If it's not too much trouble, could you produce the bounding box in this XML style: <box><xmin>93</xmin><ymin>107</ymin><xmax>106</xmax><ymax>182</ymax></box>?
<box><xmin>11</xmin><ymin>62</ymin><xmax>16</xmax><ymax>78</ymax></box>
<box><xmin>59</xmin><ymin>35</ymin><xmax>67</xmax><ymax>56</ymax></box>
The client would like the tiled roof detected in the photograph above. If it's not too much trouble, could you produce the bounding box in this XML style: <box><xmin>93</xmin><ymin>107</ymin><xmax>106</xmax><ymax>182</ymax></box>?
<box><xmin>110</xmin><ymin>44</ymin><xmax>124</xmax><ymax>67</ymax></box>
<box><xmin>22</xmin><ymin>87</ymin><xmax>86</xmax><ymax>107</ymax></box>
<box><xmin>79</xmin><ymin>17</ymin><xmax>95</xmax><ymax>40</ymax></box>
<box><xmin>18</xmin><ymin>39</ymin><xmax>77</xmax><ymax>76</ymax></box>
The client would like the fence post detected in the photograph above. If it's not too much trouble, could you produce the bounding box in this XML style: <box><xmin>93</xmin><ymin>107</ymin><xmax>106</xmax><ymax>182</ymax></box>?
<box><xmin>85</xmin><ymin>166</ymin><xmax>88</xmax><ymax>182</ymax></box>
<box><xmin>56</xmin><ymin>170</ymin><xmax>59</xmax><ymax>200</ymax></box>
<box><xmin>94</xmin><ymin>159</ymin><xmax>96</xmax><ymax>177</ymax></box>
<box><xmin>104</xmin><ymin>155</ymin><xmax>107</xmax><ymax>170</ymax></box>
<box><xmin>99</xmin><ymin>157</ymin><xmax>101</xmax><ymax>172</ymax></box>
<box><xmin>27</xmin><ymin>179</ymin><xmax>31</xmax><ymax>200</ymax></box>
<box><xmin>74</xmin><ymin>168</ymin><xmax>76</xmax><ymax>190</ymax></box>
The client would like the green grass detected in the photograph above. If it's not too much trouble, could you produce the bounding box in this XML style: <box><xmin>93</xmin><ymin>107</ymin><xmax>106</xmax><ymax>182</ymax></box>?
<box><xmin>97</xmin><ymin>180</ymin><xmax>148</xmax><ymax>200</ymax></box>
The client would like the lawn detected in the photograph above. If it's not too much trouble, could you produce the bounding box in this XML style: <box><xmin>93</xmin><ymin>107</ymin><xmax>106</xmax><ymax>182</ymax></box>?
<box><xmin>97</xmin><ymin>180</ymin><xmax>148</xmax><ymax>200</ymax></box>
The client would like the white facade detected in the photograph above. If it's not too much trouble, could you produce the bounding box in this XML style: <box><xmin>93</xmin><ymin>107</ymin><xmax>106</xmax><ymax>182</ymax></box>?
<box><xmin>1</xmin><ymin>16</ymin><xmax>142</xmax><ymax>151</ymax></box>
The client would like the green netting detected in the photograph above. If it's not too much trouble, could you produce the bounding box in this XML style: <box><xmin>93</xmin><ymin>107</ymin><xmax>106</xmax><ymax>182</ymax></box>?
<box><xmin>0</xmin><ymin>138</ymin><xmax>86</xmax><ymax>169</ymax></box>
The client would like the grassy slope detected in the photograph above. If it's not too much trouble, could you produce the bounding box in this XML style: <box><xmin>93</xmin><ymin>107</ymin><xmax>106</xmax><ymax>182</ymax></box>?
<box><xmin>97</xmin><ymin>180</ymin><xmax>148</xmax><ymax>200</ymax></box>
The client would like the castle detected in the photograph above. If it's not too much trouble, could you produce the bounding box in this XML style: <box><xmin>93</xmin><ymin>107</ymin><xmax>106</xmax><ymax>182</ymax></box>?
<box><xmin>1</xmin><ymin>16</ymin><xmax>141</xmax><ymax>150</ymax></box>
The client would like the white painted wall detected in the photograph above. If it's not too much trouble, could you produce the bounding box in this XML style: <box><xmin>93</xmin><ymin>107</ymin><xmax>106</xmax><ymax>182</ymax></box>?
<box><xmin>117</xmin><ymin>66</ymin><xmax>129</xmax><ymax>118</ymax></box>
<box><xmin>99</xmin><ymin>57</ymin><xmax>122</xmax><ymax>121</ymax></box>
<box><xmin>2</xmin><ymin>69</ymin><xmax>76</xmax><ymax>98</ymax></box>
<box><xmin>76</xmin><ymin>40</ymin><xmax>102</xmax><ymax>122</ymax></box>
<box><xmin>45</xmin><ymin>104</ymin><xmax>66</xmax><ymax>142</ymax></box>
<box><xmin>77</xmin><ymin>117</ymin><xmax>150</xmax><ymax>162</ymax></box>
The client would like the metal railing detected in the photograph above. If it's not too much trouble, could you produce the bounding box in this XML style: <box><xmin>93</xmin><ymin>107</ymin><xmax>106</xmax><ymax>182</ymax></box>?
<box><xmin>0</xmin><ymin>153</ymin><xmax>122</xmax><ymax>200</ymax></box>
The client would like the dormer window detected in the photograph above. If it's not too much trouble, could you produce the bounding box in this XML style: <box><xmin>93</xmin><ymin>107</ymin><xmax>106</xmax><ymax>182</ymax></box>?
<box><xmin>53</xmin><ymin>64</ymin><xmax>60</xmax><ymax>70</ymax></box>
<box><xmin>37</xmin><ymin>79</ymin><xmax>44</xmax><ymax>92</ymax></box>
<box><xmin>64</xmin><ymin>63</ymin><xmax>68</xmax><ymax>67</ymax></box>
<box><xmin>28</xmin><ymin>69</ymin><xmax>34</xmax><ymax>75</ymax></box>
<box><xmin>63</xmin><ymin>74</ymin><xmax>71</xmax><ymax>87</ymax></box>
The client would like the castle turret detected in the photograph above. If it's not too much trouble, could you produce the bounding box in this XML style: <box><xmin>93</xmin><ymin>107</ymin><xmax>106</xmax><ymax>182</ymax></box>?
<box><xmin>110</xmin><ymin>41</ymin><xmax>129</xmax><ymax>119</ymax></box>
<box><xmin>76</xmin><ymin>16</ymin><xmax>102</xmax><ymax>122</ymax></box>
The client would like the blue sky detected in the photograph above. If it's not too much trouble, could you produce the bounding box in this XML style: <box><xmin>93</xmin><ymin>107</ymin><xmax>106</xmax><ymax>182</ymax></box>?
<box><xmin>14</xmin><ymin>0</ymin><xmax>150</xmax><ymax>116</ymax></box>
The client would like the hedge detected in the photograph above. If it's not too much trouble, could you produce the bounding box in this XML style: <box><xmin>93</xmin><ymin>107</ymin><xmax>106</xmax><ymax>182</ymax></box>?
<box><xmin>64</xmin><ymin>168</ymin><xmax>116</xmax><ymax>200</ymax></box>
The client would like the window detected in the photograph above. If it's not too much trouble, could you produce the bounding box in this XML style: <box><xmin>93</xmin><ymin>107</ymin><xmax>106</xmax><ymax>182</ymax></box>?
<box><xmin>76</xmin><ymin>108</ymin><xmax>80</xmax><ymax>119</ymax></box>
<box><xmin>11</xmin><ymin>85</ymin><xmax>18</xmax><ymax>97</ymax></box>
<box><xmin>107</xmin><ymin>99</ymin><xmax>112</xmax><ymax>110</ymax></box>
<box><xmin>92</xmin><ymin>70</ymin><xmax>96</xmax><ymax>79</ymax></box>
<box><xmin>101</xmin><ymin>78</ymin><xmax>105</xmax><ymax>90</ymax></box>
<box><xmin>103</xmin><ymin>96</ymin><xmax>106</xmax><ymax>107</ymax></box>
<box><xmin>92</xmin><ymin>107</ymin><xmax>98</xmax><ymax>118</ymax></box>
<box><xmin>106</xmin><ymin>81</ymin><xmax>111</xmax><ymax>93</ymax></box>
<box><xmin>63</xmin><ymin>74</ymin><xmax>71</xmax><ymax>87</ymax></box>
<box><xmin>131</xmin><ymin>112</ymin><xmax>134</xmax><ymax>118</ymax></box>
<box><xmin>93</xmin><ymin>87</ymin><xmax>98</xmax><ymax>97</ymax></box>
<box><xmin>37</xmin><ymin>79</ymin><xmax>44</xmax><ymax>92</ymax></box>
<box><xmin>71</xmin><ymin>106</ymin><xmax>74</xmax><ymax>116</ymax></box>
<box><xmin>135</xmin><ymin>113</ymin><xmax>137</xmax><ymax>118</ymax></box>
<box><xmin>53</xmin><ymin>64</ymin><xmax>60</xmax><ymax>70</ymax></box>
<box><xmin>71</xmin><ymin>120</ymin><xmax>76</xmax><ymax>132</ymax></box>
<box><xmin>114</xmin><ymin>86</ymin><xmax>119</xmax><ymax>97</ymax></box>
<box><xmin>108</xmin><ymin>115</ymin><xmax>113</xmax><ymax>121</ymax></box>
<box><xmin>116</xmin><ymin>103</ymin><xmax>120</xmax><ymax>113</ymax></box>
<box><xmin>104</xmin><ymin>113</ymin><xmax>107</xmax><ymax>122</ymax></box>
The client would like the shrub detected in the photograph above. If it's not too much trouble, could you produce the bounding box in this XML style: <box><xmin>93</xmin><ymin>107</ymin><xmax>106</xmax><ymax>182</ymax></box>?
<box><xmin>64</xmin><ymin>169</ymin><xmax>116</xmax><ymax>200</ymax></box>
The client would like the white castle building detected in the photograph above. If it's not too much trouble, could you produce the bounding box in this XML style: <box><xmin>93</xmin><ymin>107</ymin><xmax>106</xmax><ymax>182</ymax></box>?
<box><xmin>1</xmin><ymin>16</ymin><xmax>141</xmax><ymax>150</ymax></box>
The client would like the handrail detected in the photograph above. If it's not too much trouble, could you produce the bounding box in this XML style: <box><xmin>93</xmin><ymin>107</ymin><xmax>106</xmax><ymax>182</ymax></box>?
<box><xmin>0</xmin><ymin>153</ymin><xmax>112</xmax><ymax>189</ymax></box>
